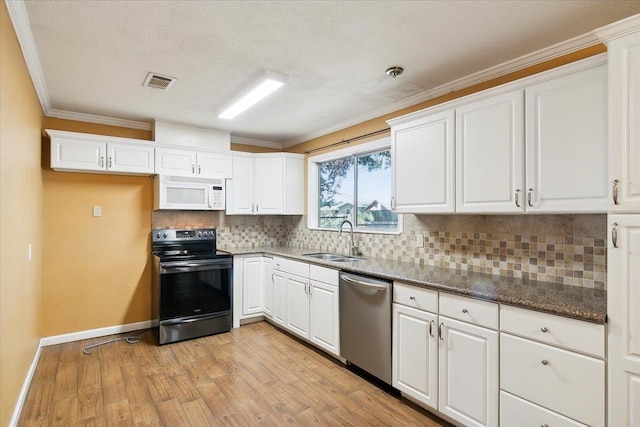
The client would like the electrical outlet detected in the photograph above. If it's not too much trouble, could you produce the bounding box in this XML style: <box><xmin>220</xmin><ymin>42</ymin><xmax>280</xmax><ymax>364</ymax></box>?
<box><xmin>93</xmin><ymin>206</ymin><xmax>102</xmax><ymax>217</ymax></box>
<box><xmin>27</xmin><ymin>243</ymin><xmax>32</xmax><ymax>261</ymax></box>
<box><xmin>416</xmin><ymin>233</ymin><xmax>424</xmax><ymax>248</ymax></box>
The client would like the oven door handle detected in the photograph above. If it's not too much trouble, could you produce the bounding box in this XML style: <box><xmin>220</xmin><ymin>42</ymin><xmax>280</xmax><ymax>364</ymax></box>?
<box><xmin>160</xmin><ymin>262</ymin><xmax>231</xmax><ymax>274</ymax></box>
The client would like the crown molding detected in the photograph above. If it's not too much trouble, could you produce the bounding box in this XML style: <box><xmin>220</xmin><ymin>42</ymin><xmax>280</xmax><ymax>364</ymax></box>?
<box><xmin>48</xmin><ymin>109</ymin><xmax>152</xmax><ymax>131</ymax></box>
<box><xmin>5</xmin><ymin>0</ymin><xmax>50</xmax><ymax>112</ymax></box>
<box><xmin>283</xmin><ymin>30</ymin><xmax>601</xmax><ymax>147</ymax></box>
<box><xmin>230</xmin><ymin>136</ymin><xmax>283</xmax><ymax>149</ymax></box>
<box><xmin>594</xmin><ymin>13</ymin><xmax>640</xmax><ymax>42</ymax></box>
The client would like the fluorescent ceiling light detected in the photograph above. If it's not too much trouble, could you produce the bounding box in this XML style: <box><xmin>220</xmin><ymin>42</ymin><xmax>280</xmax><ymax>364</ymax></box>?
<box><xmin>217</xmin><ymin>71</ymin><xmax>289</xmax><ymax>120</ymax></box>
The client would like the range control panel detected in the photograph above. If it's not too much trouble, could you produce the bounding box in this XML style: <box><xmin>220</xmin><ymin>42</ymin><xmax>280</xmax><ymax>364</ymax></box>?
<box><xmin>152</xmin><ymin>228</ymin><xmax>216</xmax><ymax>242</ymax></box>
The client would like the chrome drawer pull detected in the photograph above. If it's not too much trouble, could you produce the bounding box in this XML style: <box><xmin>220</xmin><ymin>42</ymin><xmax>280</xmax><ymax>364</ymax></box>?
<box><xmin>612</xmin><ymin>222</ymin><xmax>619</xmax><ymax>248</ymax></box>
<box><xmin>438</xmin><ymin>323</ymin><xmax>444</xmax><ymax>340</ymax></box>
<box><xmin>429</xmin><ymin>320</ymin><xmax>434</xmax><ymax>337</ymax></box>
<box><xmin>542</xmin><ymin>424</ymin><xmax>549</xmax><ymax>427</ymax></box>
<box><xmin>541</xmin><ymin>327</ymin><xmax>548</xmax><ymax>333</ymax></box>
<box><xmin>462</xmin><ymin>309</ymin><xmax>468</xmax><ymax>314</ymax></box>
<box><xmin>409</xmin><ymin>296</ymin><xmax>416</xmax><ymax>300</ymax></box>
<box><xmin>541</xmin><ymin>360</ymin><xmax>549</xmax><ymax>366</ymax></box>
<box><xmin>613</xmin><ymin>179</ymin><xmax>619</xmax><ymax>205</ymax></box>
<box><xmin>515</xmin><ymin>189</ymin><xmax>521</xmax><ymax>208</ymax></box>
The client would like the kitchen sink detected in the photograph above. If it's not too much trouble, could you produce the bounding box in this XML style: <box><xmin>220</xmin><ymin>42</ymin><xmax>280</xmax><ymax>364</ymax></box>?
<box><xmin>302</xmin><ymin>252</ymin><xmax>364</xmax><ymax>262</ymax></box>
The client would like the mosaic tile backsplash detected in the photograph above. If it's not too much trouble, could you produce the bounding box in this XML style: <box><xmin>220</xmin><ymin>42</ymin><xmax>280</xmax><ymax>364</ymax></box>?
<box><xmin>152</xmin><ymin>211</ymin><xmax>607</xmax><ymax>290</ymax></box>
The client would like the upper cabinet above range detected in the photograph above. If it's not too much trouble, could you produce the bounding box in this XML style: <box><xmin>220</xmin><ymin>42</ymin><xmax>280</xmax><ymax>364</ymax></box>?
<box><xmin>48</xmin><ymin>129</ymin><xmax>155</xmax><ymax>175</ymax></box>
<box><xmin>154</xmin><ymin>147</ymin><xmax>232</xmax><ymax>179</ymax></box>
<box><xmin>388</xmin><ymin>56</ymin><xmax>608</xmax><ymax>215</ymax></box>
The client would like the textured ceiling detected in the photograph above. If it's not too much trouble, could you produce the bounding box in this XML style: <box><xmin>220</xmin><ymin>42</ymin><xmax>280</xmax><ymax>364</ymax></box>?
<box><xmin>20</xmin><ymin>1</ymin><xmax>640</xmax><ymax>145</ymax></box>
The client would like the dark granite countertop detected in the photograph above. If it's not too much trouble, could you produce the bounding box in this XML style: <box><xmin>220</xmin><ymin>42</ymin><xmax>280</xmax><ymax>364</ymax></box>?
<box><xmin>223</xmin><ymin>246</ymin><xmax>607</xmax><ymax>324</ymax></box>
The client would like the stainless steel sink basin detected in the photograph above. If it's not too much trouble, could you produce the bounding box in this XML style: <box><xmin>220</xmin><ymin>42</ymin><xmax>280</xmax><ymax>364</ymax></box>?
<box><xmin>302</xmin><ymin>252</ymin><xmax>364</xmax><ymax>262</ymax></box>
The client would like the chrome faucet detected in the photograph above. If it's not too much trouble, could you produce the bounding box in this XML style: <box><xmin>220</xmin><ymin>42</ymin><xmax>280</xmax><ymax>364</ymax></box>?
<box><xmin>339</xmin><ymin>219</ymin><xmax>357</xmax><ymax>256</ymax></box>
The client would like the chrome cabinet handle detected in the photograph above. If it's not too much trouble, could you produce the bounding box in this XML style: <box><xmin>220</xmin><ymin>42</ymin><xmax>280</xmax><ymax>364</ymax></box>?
<box><xmin>438</xmin><ymin>323</ymin><xmax>444</xmax><ymax>340</ymax></box>
<box><xmin>256</xmin><ymin>204</ymin><xmax>259</xmax><ymax>213</ymax></box>
<box><xmin>198</xmin><ymin>165</ymin><xmax>202</xmax><ymax>175</ymax></box>
<box><xmin>541</xmin><ymin>327</ymin><xmax>549</xmax><ymax>333</ymax></box>
<box><xmin>409</xmin><ymin>296</ymin><xmax>416</xmax><ymax>300</ymax></box>
<box><xmin>309</xmin><ymin>284</ymin><xmax>313</xmax><ymax>295</ymax></box>
<box><xmin>99</xmin><ymin>156</ymin><xmax>105</xmax><ymax>168</ymax></box>
<box><xmin>108</xmin><ymin>157</ymin><xmax>112</xmax><ymax>168</ymax></box>
<box><xmin>462</xmin><ymin>309</ymin><xmax>468</xmax><ymax>314</ymax></box>
<box><xmin>429</xmin><ymin>320</ymin><xmax>434</xmax><ymax>337</ymax></box>
<box><xmin>192</xmin><ymin>164</ymin><xmax>195</xmax><ymax>174</ymax></box>
<box><xmin>542</xmin><ymin>424</ymin><xmax>549</xmax><ymax>427</ymax></box>
<box><xmin>541</xmin><ymin>360</ymin><xmax>549</xmax><ymax>366</ymax></box>
<box><xmin>251</xmin><ymin>203</ymin><xmax>255</xmax><ymax>213</ymax></box>
<box><xmin>515</xmin><ymin>189</ymin><xmax>521</xmax><ymax>208</ymax></box>
<box><xmin>612</xmin><ymin>222</ymin><xmax>619</xmax><ymax>248</ymax></box>
<box><xmin>613</xmin><ymin>179</ymin><xmax>619</xmax><ymax>205</ymax></box>
<box><xmin>527</xmin><ymin>188</ymin><xmax>534</xmax><ymax>208</ymax></box>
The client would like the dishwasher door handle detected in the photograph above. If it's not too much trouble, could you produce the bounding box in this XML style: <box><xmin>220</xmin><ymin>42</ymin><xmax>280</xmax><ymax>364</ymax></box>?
<box><xmin>341</xmin><ymin>275</ymin><xmax>388</xmax><ymax>291</ymax></box>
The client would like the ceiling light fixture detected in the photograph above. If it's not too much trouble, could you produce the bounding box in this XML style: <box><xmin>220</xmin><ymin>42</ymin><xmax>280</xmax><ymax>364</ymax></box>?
<box><xmin>386</xmin><ymin>66</ymin><xmax>404</xmax><ymax>78</ymax></box>
<box><xmin>217</xmin><ymin>71</ymin><xmax>289</xmax><ymax>120</ymax></box>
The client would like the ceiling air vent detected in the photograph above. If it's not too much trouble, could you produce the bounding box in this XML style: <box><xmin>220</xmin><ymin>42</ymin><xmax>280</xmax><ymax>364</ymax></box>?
<box><xmin>143</xmin><ymin>72</ymin><xmax>177</xmax><ymax>91</ymax></box>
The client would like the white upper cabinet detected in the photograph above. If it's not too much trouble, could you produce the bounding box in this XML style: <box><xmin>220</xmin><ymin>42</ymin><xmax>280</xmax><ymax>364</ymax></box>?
<box><xmin>390</xmin><ymin>109</ymin><xmax>455</xmax><ymax>213</ymax></box>
<box><xmin>456</xmin><ymin>90</ymin><xmax>524</xmax><ymax>213</ymax></box>
<box><xmin>155</xmin><ymin>147</ymin><xmax>231</xmax><ymax>179</ymax></box>
<box><xmin>525</xmin><ymin>65</ymin><xmax>608</xmax><ymax>213</ymax></box>
<box><xmin>227</xmin><ymin>153</ymin><xmax>304</xmax><ymax>215</ymax></box>
<box><xmin>48</xmin><ymin>129</ymin><xmax>154</xmax><ymax>175</ymax></box>
<box><xmin>606</xmin><ymin>30</ymin><xmax>640</xmax><ymax>212</ymax></box>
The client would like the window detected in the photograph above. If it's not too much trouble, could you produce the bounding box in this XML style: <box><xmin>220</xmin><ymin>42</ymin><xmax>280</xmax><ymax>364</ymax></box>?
<box><xmin>309</xmin><ymin>138</ymin><xmax>399</xmax><ymax>233</ymax></box>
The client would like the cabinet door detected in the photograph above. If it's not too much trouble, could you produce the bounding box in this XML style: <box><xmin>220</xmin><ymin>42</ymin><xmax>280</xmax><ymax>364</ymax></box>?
<box><xmin>285</xmin><ymin>274</ymin><xmax>309</xmax><ymax>339</ymax></box>
<box><xmin>263</xmin><ymin>258</ymin><xmax>273</xmax><ymax>318</ymax></box>
<box><xmin>391</xmin><ymin>110</ymin><xmax>455</xmax><ymax>213</ymax></box>
<box><xmin>229</xmin><ymin>156</ymin><xmax>254</xmax><ymax>214</ymax></box>
<box><xmin>439</xmin><ymin>316</ymin><xmax>498</xmax><ymax>427</ymax></box>
<box><xmin>197</xmin><ymin>152</ymin><xmax>232</xmax><ymax>179</ymax></box>
<box><xmin>309</xmin><ymin>280</ymin><xmax>339</xmax><ymax>356</ymax></box>
<box><xmin>155</xmin><ymin>147</ymin><xmax>196</xmax><ymax>177</ymax></box>
<box><xmin>254</xmin><ymin>157</ymin><xmax>284</xmax><ymax>214</ymax></box>
<box><xmin>608</xmin><ymin>33</ymin><xmax>640</xmax><ymax>213</ymax></box>
<box><xmin>608</xmin><ymin>215</ymin><xmax>640</xmax><ymax>427</ymax></box>
<box><xmin>272</xmin><ymin>271</ymin><xmax>286</xmax><ymax>327</ymax></box>
<box><xmin>525</xmin><ymin>65</ymin><xmax>608</xmax><ymax>213</ymax></box>
<box><xmin>456</xmin><ymin>91</ymin><xmax>524</xmax><ymax>213</ymax></box>
<box><xmin>107</xmin><ymin>142</ymin><xmax>154</xmax><ymax>174</ymax></box>
<box><xmin>51</xmin><ymin>138</ymin><xmax>106</xmax><ymax>171</ymax></box>
<box><xmin>392</xmin><ymin>304</ymin><xmax>438</xmax><ymax>410</ymax></box>
<box><xmin>242</xmin><ymin>257</ymin><xmax>264</xmax><ymax>316</ymax></box>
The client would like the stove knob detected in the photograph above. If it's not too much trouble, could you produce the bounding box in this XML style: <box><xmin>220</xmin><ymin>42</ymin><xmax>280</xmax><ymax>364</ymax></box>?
<box><xmin>197</xmin><ymin>231</ymin><xmax>202</xmax><ymax>237</ymax></box>
<box><xmin>156</xmin><ymin>232</ymin><xmax>161</xmax><ymax>238</ymax></box>
<box><xmin>209</xmin><ymin>231</ymin><xmax>214</xmax><ymax>237</ymax></box>
<box><xmin>163</xmin><ymin>232</ymin><xmax>168</xmax><ymax>238</ymax></box>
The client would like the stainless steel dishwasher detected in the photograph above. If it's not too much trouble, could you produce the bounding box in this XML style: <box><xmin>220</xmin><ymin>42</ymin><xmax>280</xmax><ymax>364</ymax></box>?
<box><xmin>339</xmin><ymin>272</ymin><xmax>392</xmax><ymax>384</ymax></box>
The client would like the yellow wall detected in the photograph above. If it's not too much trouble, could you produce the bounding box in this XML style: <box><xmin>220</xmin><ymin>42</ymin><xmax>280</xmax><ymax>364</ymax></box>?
<box><xmin>0</xmin><ymin>3</ymin><xmax>44</xmax><ymax>424</ymax></box>
<box><xmin>41</xmin><ymin>120</ymin><xmax>153</xmax><ymax>337</ymax></box>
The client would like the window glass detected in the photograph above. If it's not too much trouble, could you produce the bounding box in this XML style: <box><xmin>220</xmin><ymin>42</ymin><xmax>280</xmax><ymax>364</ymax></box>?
<box><xmin>317</xmin><ymin>149</ymin><xmax>397</xmax><ymax>231</ymax></box>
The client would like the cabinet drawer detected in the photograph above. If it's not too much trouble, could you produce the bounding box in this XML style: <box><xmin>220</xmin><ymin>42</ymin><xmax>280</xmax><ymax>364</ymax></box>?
<box><xmin>309</xmin><ymin>264</ymin><xmax>338</xmax><ymax>285</ymax></box>
<box><xmin>287</xmin><ymin>259</ymin><xmax>309</xmax><ymax>278</ymax></box>
<box><xmin>439</xmin><ymin>293</ymin><xmax>498</xmax><ymax>329</ymax></box>
<box><xmin>501</xmin><ymin>333</ymin><xmax>604</xmax><ymax>427</ymax></box>
<box><xmin>393</xmin><ymin>282</ymin><xmax>437</xmax><ymax>312</ymax></box>
<box><xmin>500</xmin><ymin>391</ymin><xmax>587</xmax><ymax>427</ymax></box>
<box><xmin>272</xmin><ymin>257</ymin><xmax>287</xmax><ymax>272</ymax></box>
<box><xmin>501</xmin><ymin>305</ymin><xmax>605</xmax><ymax>358</ymax></box>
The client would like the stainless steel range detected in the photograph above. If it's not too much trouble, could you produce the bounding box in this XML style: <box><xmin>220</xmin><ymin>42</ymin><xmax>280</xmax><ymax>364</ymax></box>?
<box><xmin>152</xmin><ymin>228</ymin><xmax>232</xmax><ymax>345</ymax></box>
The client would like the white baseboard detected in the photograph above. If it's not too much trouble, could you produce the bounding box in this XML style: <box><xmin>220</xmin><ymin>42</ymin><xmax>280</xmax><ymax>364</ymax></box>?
<box><xmin>8</xmin><ymin>340</ymin><xmax>43</xmax><ymax>427</ymax></box>
<box><xmin>40</xmin><ymin>319</ymin><xmax>156</xmax><ymax>347</ymax></box>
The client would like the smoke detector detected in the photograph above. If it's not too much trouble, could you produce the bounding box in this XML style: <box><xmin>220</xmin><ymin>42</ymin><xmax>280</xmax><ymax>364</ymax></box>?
<box><xmin>386</xmin><ymin>66</ymin><xmax>404</xmax><ymax>78</ymax></box>
<box><xmin>143</xmin><ymin>72</ymin><xmax>177</xmax><ymax>91</ymax></box>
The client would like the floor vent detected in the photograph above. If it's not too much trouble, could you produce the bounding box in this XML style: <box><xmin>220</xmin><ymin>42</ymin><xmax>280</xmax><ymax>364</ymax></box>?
<box><xmin>143</xmin><ymin>72</ymin><xmax>176</xmax><ymax>91</ymax></box>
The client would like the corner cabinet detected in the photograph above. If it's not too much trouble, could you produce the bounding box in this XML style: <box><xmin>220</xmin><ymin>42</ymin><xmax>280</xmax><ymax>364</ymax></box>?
<box><xmin>47</xmin><ymin>129</ymin><xmax>155</xmax><ymax>175</ymax></box>
<box><xmin>389</xmin><ymin>110</ymin><xmax>455</xmax><ymax>213</ymax></box>
<box><xmin>226</xmin><ymin>153</ymin><xmax>304</xmax><ymax>215</ymax></box>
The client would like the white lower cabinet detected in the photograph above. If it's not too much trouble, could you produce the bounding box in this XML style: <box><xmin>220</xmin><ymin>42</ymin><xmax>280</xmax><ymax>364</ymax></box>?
<box><xmin>242</xmin><ymin>257</ymin><xmax>265</xmax><ymax>316</ymax></box>
<box><xmin>285</xmin><ymin>273</ymin><xmax>310</xmax><ymax>339</ymax></box>
<box><xmin>309</xmin><ymin>278</ymin><xmax>340</xmax><ymax>356</ymax></box>
<box><xmin>500</xmin><ymin>306</ymin><xmax>606</xmax><ymax>427</ymax></box>
<box><xmin>272</xmin><ymin>270</ymin><xmax>286</xmax><ymax>327</ymax></box>
<box><xmin>392</xmin><ymin>283</ymin><xmax>498</xmax><ymax>427</ymax></box>
<box><xmin>500</xmin><ymin>391</ymin><xmax>588</xmax><ymax>427</ymax></box>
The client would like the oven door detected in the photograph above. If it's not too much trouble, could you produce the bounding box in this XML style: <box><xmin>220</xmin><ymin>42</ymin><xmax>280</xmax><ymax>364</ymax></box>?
<box><xmin>157</xmin><ymin>258</ymin><xmax>232</xmax><ymax>344</ymax></box>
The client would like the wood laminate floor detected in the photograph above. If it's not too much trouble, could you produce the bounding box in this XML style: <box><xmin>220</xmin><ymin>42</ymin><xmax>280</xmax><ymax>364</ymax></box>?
<box><xmin>18</xmin><ymin>321</ymin><xmax>453</xmax><ymax>426</ymax></box>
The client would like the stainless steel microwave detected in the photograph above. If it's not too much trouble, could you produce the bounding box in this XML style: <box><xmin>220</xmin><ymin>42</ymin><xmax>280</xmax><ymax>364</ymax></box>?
<box><xmin>154</xmin><ymin>175</ymin><xmax>225</xmax><ymax>210</ymax></box>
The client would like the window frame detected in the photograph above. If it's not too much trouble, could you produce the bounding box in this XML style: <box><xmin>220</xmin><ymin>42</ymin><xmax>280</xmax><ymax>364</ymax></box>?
<box><xmin>307</xmin><ymin>137</ymin><xmax>402</xmax><ymax>235</ymax></box>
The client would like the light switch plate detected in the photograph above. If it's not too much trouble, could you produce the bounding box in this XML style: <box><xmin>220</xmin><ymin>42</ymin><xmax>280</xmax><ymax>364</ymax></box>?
<box><xmin>416</xmin><ymin>234</ymin><xmax>424</xmax><ymax>248</ymax></box>
<box><xmin>93</xmin><ymin>206</ymin><xmax>102</xmax><ymax>217</ymax></box>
